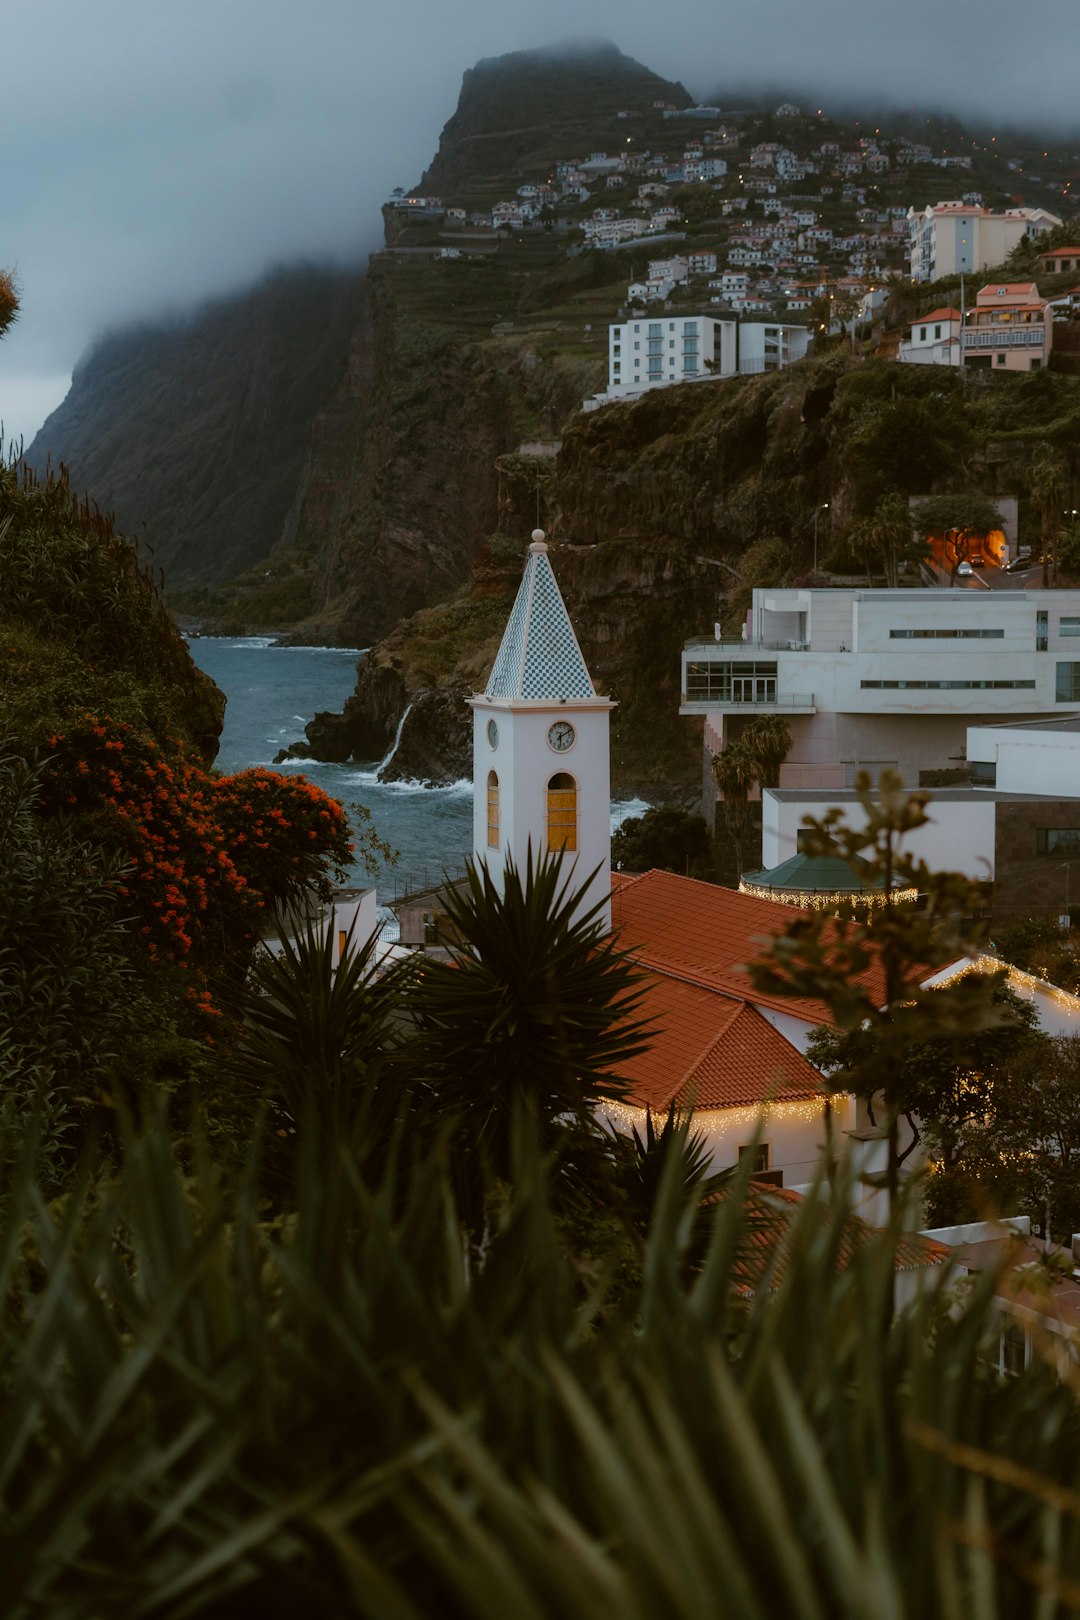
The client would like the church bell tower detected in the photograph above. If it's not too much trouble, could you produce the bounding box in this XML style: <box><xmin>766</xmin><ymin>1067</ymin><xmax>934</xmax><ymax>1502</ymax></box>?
<box><xmin>469</xmin><ymin>530</ymin><xmax>615</xmax><ymax>930</ymax></box>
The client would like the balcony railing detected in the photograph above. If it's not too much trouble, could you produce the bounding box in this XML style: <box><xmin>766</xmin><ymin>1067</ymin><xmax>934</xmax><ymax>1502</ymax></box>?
<box><xmin>683</xmin><ymin>638</ymin><xmax>808</xmax><ymax>653</ymax></box>
<box><xmin>681</xmin><ymin>685</ymin><xmax>816</xmax><ymax>708</ymax></box>
<box><xmin>962</xmin><ymin>327</ymin><xmax>1045</xmax><ymax>349</ymax></box>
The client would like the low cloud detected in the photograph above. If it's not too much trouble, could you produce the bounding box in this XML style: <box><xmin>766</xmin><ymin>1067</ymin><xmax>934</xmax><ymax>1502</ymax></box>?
<box><xmin>2</xmin><ymin>0</ymin><xmax>1077</xmax><ymax>442</ymax></box>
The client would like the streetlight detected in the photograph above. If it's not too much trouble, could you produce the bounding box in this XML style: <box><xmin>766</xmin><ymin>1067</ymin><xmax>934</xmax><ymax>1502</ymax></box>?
<box><xmin>813</xmin><ymin>502</ymin><xmax>830</xmax><ymax>576</ymax></box>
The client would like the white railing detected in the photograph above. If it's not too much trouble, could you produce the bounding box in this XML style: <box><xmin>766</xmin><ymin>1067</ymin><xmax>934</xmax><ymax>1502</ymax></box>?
<box><xmin>962</xmin><ymin>327</ymin><xmax>1045</xmax><ymax>348</ymax></box>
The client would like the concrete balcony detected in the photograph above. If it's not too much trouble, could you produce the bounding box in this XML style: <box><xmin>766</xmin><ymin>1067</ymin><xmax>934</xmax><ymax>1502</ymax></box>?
<box><xmin>962</xmin><ymin>326</ymin><xmax>1046</xmax><ymax>349</ymax></box>
<box><xmin>680</xmin><ymin>688</ymin><xmax>816</xmax><ymax>716</ymax></box>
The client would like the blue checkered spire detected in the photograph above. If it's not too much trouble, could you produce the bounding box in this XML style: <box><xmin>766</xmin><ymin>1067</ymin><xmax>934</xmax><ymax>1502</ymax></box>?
<box><xmin>486</xmin><ymin>532</ymin><xmax>596</xmax><ymax>701</ymax></box>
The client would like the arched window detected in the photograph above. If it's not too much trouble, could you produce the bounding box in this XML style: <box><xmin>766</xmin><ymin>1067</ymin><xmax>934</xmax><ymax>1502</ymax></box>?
<box><xmin>546</xmin><ymin>772</ymin><xmax>577</xmax><ymax>852</ymax></box>
<box><xmin>486</xmin><ymin>770</ymin><xmax>499</xmax><ymax>848</ymax></box>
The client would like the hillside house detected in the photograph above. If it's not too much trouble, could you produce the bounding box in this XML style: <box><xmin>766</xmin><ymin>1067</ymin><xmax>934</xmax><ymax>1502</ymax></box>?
<box><xmin>962</xmin><ymin>283</ymin><xmax>1053</xmax><ymax>372</ymax></box>
<box><xmin>899</xmin><ymin>306</ymin><xmax>962</xmax><ymax>366</ymax></box>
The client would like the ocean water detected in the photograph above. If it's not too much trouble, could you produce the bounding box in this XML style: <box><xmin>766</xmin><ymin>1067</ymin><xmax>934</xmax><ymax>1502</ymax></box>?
<box><xmin>188</xmin><ymin>637</ymin><xmax>647</xmax><ymax>904</ymax></box>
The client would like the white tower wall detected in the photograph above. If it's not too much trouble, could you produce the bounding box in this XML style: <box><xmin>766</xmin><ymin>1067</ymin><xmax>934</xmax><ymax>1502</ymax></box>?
<box><xmin>469</xmin><ymin>532</ymin><xmax>615</xmax><ymax>930</ymax></box>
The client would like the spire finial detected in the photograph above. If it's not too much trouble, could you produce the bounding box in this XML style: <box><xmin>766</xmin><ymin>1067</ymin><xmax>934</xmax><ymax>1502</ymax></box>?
<box><xmin>529</xmin><ymin>528</ymin><xmax>548</xmax><ymax>553</ymax></box>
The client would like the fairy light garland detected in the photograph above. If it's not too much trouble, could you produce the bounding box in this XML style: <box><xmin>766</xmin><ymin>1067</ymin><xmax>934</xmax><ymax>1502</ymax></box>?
<box><xmin>933</xmin><ymin>954</ymin><xmax>1080</xmax><ymax>1018</ymax></box>
<box><xmin>738</xmin><ymin>880</ymin><xmax>920</xmax><ymax>910</ymax></box>
<box><xmin>599</xmin><ymin>1096</ymin><xmax>843</xmax><ymax>1137</ymax></box>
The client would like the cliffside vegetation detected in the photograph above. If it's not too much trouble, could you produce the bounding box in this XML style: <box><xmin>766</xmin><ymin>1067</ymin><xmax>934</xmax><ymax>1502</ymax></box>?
<box><xmin>0</xmin><ymin>426</ymin><xmax>359</xmax><ymax>1187</ymax></box>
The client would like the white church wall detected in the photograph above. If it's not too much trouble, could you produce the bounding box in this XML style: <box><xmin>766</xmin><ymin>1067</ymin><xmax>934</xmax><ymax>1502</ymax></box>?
<box><xmin>599</xmin><ymin>1094</ymin><xmax>853</xmax><ymax>1184</ymax></box>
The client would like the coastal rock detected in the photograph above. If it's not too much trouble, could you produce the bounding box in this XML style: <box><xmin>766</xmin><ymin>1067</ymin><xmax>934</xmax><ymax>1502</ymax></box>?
<box><xmin>379</xmin><ymin>685</ymin><xmax>472</xmax><ymax>786</ymax></box>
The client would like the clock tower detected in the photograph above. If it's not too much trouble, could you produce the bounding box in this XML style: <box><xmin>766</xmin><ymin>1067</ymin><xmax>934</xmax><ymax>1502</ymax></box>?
<box><xmin>470</xmin><ymin>530</ymin><xmax>615</xmax><ymax>930</ymax></box>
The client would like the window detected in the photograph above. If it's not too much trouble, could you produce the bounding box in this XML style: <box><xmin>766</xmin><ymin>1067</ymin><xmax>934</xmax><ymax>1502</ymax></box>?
<box><xmin>1031</xmin><ymin>359</ymin><xmax>1042</xmax><ymax>370</ymax></box>
<box><xmin>486</xmin><ymin>771</ymin><xmax>499</xmax><ymax>848</ymax></box>
<box><xmin>613</xmin><ymin>344</ymin><xmax>621</xmax><ymax>356</ymax></box>
<box><xmin>738</xmin><ymin>1143</ymin><xmax>770</xmax><ymax>1174</ymax></box>
<box><xmin>920</xmin><ymin>326</ymin><xmax>927</xmax><ymax>341</ymax></box>
<box><xmin>1036</xmin><ymin>828</ymin><xmax>1080</xmax><ymax>855</ymax></box>
<box><xmin>649</xmin><ymin>323</ymin><xmax>662</xmax><ymax>336</ymax></box>
<box><xmin>860</xmin><ymin>679</ymin><xmax>1035</xmax><ymax>690</ymax></box>
<box><xmin>889</xmin><ymin>628</ymin><xmax>1004</xmax><ymax>640</ymax></box>
<box><xmin>970</xmin><ymin>761</ymin><xmax>997</xmax><ymax>787</ymax></box>
<box><xmin>934</xmin><ymin>324</ymin><xmax>942</xmax><ymax>339</ymax></box>
<box><xmin>1056</xmin><ymin>662</ymin><xmax>1080</xmax><ymax>702</ymax></box>
<box><xmin>996</xmin><ymin>353</ymin><xmax>1007</xmax><ymax>365</ymax></box>
<box><xmin>1038</xmin><ymin>611</ymin><xmax>1049</xmax><ymax>652</ymax></box>
<box><xmin>547</xmin><ymin>773</ymin><xmax>577</xmax><ymax>852</ymax></box>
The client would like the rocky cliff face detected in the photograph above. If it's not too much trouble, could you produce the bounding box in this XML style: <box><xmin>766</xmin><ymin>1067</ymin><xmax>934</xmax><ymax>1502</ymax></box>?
<box><xmin>27</xmin><ymin>266</ymin><xmax>366</xmax><ymax>587</ymax></box>
<box><xmin>299</xmin><ymin>355</ymin><xmax>1077</xmax><ymax>795</ymax></box>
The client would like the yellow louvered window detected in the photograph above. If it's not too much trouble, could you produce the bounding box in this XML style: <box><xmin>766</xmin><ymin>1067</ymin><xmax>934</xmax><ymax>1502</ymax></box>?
<box><xmin>486</xmin><ymin>771</ymin><xmax>499</xmax><ymax>848</ymax></box>
<box><xmin>547</xmin><ymin>772</ymin><xmax>577</xmax><ymax>852</ymax></box>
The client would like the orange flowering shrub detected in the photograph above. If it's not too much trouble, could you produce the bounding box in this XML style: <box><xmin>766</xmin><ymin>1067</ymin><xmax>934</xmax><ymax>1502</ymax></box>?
<box><xmin>39</xmin><ymin>715</ymin><xmax>353</xmax><ymax>970</ymax></box>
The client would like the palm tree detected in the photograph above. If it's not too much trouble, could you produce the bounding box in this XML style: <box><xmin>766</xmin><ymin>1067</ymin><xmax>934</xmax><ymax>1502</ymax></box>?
<box><xmin>710</xmin><ymin>740</ymin><xmax>760</xmax><ymax>884</ymax></box>
<box><xmin>742</xmin><ymin>715</ymin><xmax>793</xmax><ymax>791</ymax></box>
<box><xmin>405</xmin><ymin>848</ymin><xmax>652</xmax><ymax>1198</ymax></box>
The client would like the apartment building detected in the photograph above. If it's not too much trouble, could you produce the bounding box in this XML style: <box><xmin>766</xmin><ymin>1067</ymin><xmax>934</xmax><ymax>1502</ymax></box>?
<box><xmin>962</xmin><ymin>282</ymin><xmax>1054</xmax><ymax>372</ymax></box>
<box><xmin>906</xmin><ymin>202</ymin><xmax>1061</xmax><ymax>283</ymax></box>
<box><xmin>607</xmin><ymin>314</ymin><xmax>732</xmax><ymax>397</ymax></box>
<box><xmin>682</xmin><ymin>587</ymin><xmax>1080</xmax><ymax>794</ymax></box>
<box><xmin>601</xmin><ymin>315</ymin><xmax>809</xmax><ymax>402</ymax></box>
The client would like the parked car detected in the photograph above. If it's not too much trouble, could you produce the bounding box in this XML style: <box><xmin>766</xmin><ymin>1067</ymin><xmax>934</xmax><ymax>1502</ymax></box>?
<box><xmin>1005</xmin><ymin>557</ymin><xmax>1032</xmax><ymax>573</ymax></box>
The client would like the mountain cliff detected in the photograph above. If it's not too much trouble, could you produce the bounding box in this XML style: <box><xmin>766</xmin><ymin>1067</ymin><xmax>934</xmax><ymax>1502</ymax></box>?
<box><xmin>26</xmin><ymin>264</ymin><xmax>366</xmax><ymax>586</ymax></box>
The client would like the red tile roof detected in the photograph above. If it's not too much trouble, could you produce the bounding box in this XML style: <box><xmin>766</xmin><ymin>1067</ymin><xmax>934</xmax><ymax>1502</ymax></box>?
<box><xmin>608</xmin><ymin>869</ymin><xmax>921</xmax><ymax>1115</ymax></box>
<box><xmin>618</xmin><ymin>970</ymin><xmax>824</xmax><ymax>1110</ymax></box>
<box><xmin>709</xmin><ymin>1185</ymin><xmax>952</xmax><ymax>1292</ymax></box>
<box><xmin>612</xmin><ymin>867</ymin><xmax>889</xmax><ymax>1026</ymax></box>
<box><xmin>911</xmin><ymin>307</ymin><xmax>961</xmax><ymax>325</ymax></box>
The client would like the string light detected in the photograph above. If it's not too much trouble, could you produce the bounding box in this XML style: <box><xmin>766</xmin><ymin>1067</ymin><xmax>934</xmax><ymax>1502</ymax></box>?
<box><xmin>598</xmin><ymin>1096</ymin><xmax>846</xmax><ymax>1138</ymax></box>
<box><xmin>738</xmin><ymin>880</ymin><xmax>919</xmax><ymax>910</ymax></box>
<box><xmin>933</xmin><ymin>954</ymin><xmax>1080</xmax><ymax>1018</ymax></box>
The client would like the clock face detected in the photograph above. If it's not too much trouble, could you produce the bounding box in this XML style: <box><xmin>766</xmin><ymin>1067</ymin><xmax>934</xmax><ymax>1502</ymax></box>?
<box><xmin>547</xmin><ymin>720</ymin><xmax>576</xmax><ymax>753</ymax></box>
<box><xmin>487</xmin><ymin>718</ymin><xmax>499</xmax><ymax>749</ymax></box>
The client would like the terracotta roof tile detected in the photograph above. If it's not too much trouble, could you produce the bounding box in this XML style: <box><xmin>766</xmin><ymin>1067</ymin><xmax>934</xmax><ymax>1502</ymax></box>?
<box><xmin>612</xmin><ymin>867</ymin><xmax>889</xmax><ymax>1025</ymax></box>
<box><xmin>619</xmin><ymin>972</ymin><xmax>824</xmax><ymax>1111</ymax></box>
<box><xmin>708</xmin><ymin>1185</ymin><xmax>952</xmax><ymax>1292</ymax></box>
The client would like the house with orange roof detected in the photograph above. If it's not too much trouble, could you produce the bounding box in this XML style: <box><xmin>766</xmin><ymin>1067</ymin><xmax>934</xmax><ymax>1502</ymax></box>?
<box><xmin>602</xmin><ymin>868</ymin><xmax>871</xmax><ymax>1187</ymax></box>
<box><xmin>899</xmin><ymin>306</ymin><xmax>962</xmax><ymax>367</ymax></box>
<box><xmin>962</xmin><ymin>282</ymin><xmax>1053</xmax><ymax>373</ymax></box>
<box><xmin>1039</xmin><ymin>246</ymin><xmax>1080</xmax><ymax>277</ymax></box>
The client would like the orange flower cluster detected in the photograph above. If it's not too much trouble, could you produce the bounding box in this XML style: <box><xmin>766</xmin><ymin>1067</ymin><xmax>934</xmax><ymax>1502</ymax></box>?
<box><xmin>40</xmin><ymin>715</ymin><xmax>353</xmax><ymax>970</ymax></box>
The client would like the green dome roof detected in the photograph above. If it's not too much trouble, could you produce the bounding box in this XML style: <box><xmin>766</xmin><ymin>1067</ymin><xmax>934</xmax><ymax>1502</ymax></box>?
<box><xmin>740</xmin><ymin>851</ymin><xmax>886</xmax><ymax>896</ymax></box>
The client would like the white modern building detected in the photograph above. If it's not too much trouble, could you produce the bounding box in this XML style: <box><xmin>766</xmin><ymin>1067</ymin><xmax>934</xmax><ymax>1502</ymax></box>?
<box><xmin>737</xmin><ymin>322</ymin><xmax>810</xmax><ymax>374</ymax></box>
<box><xmin>906</xmin><ymin>202</ymin><xmax>1061</xmax><ymax>284</ymax></box>
<box><xmin>606</xmin><ymin>314</ymin><xmax>735</xmax><ymax>398</ymax></box>
<box><xmin>596</xmin><ymin>314</ymin><xmax>809</xmax><ymax>405</ymax></box>
<box><xmin>760</xmin><ymin>715</ymin><xmax>1080</xmax><ymax>925</ymax></box>
<box><xmin>683</xmin><ymin>587</ymin><xmax>1080</xmax><ymax>794</ymax></box>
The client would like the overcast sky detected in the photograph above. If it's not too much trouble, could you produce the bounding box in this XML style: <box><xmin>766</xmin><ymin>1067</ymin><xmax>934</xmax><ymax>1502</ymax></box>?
<box><xmin>3</xmin><ymin>0</ymin><xmax>1077</xmax><ymax>445</ymax></box>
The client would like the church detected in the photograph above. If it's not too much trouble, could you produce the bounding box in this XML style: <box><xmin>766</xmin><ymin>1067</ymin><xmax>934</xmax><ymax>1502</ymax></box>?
<box><xmin>467</xmin><ymin>530</ymin><xmax>852</xmax><ymax>1190</ymax></box>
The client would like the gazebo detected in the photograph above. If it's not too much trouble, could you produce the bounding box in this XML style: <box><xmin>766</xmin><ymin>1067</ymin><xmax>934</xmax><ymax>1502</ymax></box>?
<box><xmin>738</xmin><ymin>851</ymin><xmax>917</xmax><ymax>911</ymax></box>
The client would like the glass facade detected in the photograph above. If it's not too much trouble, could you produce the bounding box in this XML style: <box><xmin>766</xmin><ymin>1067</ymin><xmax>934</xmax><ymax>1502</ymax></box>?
<box><xmin>1056</xmin><ymin>663</ymin><xmax>1080</xmax><ymax>702</ymax></box>
<box><xmin>685</xmin><ymin>660</ymin><xmax>778</xmax><ymax>703</ymax></box>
